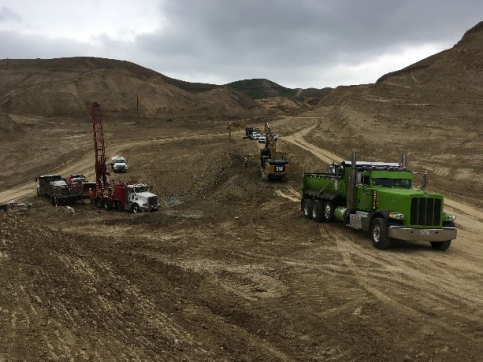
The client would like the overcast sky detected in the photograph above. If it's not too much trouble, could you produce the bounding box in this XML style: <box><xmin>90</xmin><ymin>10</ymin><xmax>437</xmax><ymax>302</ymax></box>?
<box><xmin>0</xmin><ymin>0</ymin><xmax>482</xmax><ymax>89</ymax></box>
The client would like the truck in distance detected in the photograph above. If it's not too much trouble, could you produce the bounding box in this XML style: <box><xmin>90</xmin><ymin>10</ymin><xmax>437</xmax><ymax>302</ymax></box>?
<box><xmin>36</xmin><ymin>174</ymin><xmax>84</xmax><ymax>205</ymax></box>
<box><xmin>110</xmin><ymin>155</ymin><xmax>128</xmax><ymax>173</ymax></box>
<box><xmin>301</xmin><ymin>153</ymin><xmax>457</xmax><ymax>250</ymax></box>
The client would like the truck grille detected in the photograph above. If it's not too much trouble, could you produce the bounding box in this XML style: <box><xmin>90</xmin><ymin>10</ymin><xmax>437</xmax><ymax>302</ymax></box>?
<box><xmin>148</xmin><ymin>196</ymin><xmax>158</xmax><ymax>206</ymax></box>
<box><xmin>410</xmin><ymin>197</ymin><xmax>441</xmax><ymax>226</ymax></box>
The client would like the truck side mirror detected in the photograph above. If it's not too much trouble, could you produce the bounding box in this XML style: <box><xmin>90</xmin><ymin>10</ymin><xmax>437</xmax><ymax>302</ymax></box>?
<box><xmin>421</xmin><ymin>172</ymin><xmax>429</xmax><ymax>190</ymax></box>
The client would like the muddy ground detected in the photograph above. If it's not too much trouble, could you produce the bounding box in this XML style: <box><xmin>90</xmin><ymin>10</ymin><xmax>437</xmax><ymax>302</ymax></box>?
<box><xmin>0</xmin><ymin>111</ymin><xmax>482</xmax><ymax>362</ymax></box>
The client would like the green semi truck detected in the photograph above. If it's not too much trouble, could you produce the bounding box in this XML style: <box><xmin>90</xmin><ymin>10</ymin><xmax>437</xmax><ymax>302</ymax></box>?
<box><xmin>301</xmin><ymin>153</ymin><xmax>457</xmax><ymax>250</ymax></box>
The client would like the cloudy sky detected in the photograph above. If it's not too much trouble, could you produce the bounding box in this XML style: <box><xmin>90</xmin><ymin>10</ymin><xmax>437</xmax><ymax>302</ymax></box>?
<box><xmin>1</xmin><ymin>0</ymin><xmax>482</xmax><ymax>89</ymax></box>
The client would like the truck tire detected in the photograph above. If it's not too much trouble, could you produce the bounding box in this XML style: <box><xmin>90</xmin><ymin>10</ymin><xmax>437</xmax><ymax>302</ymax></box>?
<box><xmin>312</xmin><ymin>200</ymin><xmax>324</xmax><ymax>222</ymax></box>
<box><xmin>371</xmin><ymin>217</ymin><xmax>393</xmax><ymax>249</ymax></box>
<box><xmin>131</xmin><ymin>204</ymin><xmax>139</xmax><ymax>214</ymax></box>
<box><xmin>104</xmin><ymin>200</ymin><xmax>113</xmax><ymax>211</ymax></box>
<box><xmin>303</xmin><ymin>199</ymin><xmax>313</xmax><ymax>219</ymax></box>
<box><xmin>95</xmin><ymin>198</ymin><xmax>103</xmax><ymax>208</ymax></box>
<box><xmin>322</xmin><ymin>201</ymin><xmax>335</xmax><ymax>222</ymax></box>
<box><xmin>430</xmin><ymin>240</ymin><xmax>452</xmax><ymax>251</ymax></box>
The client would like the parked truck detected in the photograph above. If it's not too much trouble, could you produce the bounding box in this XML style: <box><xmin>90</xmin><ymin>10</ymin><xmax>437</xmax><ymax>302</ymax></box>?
<box><xmin>301</xmin><ymin>153</ymin><xmax>457</xmax><ymax>250</ymax></box>
<box><xmin>36</xmin><ymin>174</ymin><xmax>84</xmax><ymax>205</ymax></box>
<box><xmin>93</xmin><ymin>181</ymin><xmax>159</xmax><ymax>213</ymax></box>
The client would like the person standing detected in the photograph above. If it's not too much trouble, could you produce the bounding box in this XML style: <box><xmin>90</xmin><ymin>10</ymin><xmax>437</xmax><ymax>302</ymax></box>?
<box><xmin>244</xmin><ymin>157</ymin><xmax>248</xmax><ymax>168</ymax></box>
<box><xmin>88</xmin><ymin>188</ymin><xmax>95</xmax><ymax>203</ymax></box>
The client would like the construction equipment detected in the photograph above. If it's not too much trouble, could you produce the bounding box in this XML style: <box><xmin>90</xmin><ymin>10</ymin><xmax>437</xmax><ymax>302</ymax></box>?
<box><xmin>227</xmin><ymin>122</ymin><xmax>261</xmax><ymax>139</ymax></box>
<box><xmin>90</xmin><ymin>102</ymin><xmax>159</xmax><ymax>213</ymax></box>
<box><xmin>260</xmin><ymin>122</ymin><xmax>290</xmax><ymax>181</ymax></box>
<box><xmin>36</xmin><ymin>174</ymin><xmax>84</xmax><ymax>205</ymax></box>
<box><xmin>301</xmin><ymin>152</ymin><xmax>457</xmax><ymax>250</ymax></box>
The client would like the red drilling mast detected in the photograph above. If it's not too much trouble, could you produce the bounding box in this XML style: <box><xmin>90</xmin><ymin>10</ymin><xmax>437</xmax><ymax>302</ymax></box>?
<box><xmin>91</xmin><ymin>102</ymin><xmax>109</xmax><ymax>188</ymax></box>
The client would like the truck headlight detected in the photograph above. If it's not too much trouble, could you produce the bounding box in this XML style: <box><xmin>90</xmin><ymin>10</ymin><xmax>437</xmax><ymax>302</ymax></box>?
<box><xmin>389</xmin><ymin>212</ymin><xmax>404</xmax><ymax>220</ymax></box>
<box><xmin>444</xmin><ymin>214</ymin><xmax>456</xmax><ymax>221</ymax></box>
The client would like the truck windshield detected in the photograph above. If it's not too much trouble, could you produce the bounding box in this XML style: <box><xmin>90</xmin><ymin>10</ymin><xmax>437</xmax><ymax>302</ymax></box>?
<box><xmin>373</xmin><ymin>178</ymin><xmax>411</xmax><ymax>188</ymax></box>
<box><xmin>134</xmin><ymin>186</ymin><xmax>148</xmax><ymax>193</ymax></box>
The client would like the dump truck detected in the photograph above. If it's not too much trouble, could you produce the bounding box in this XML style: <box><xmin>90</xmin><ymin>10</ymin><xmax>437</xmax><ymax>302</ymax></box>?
<box><xmin>301</xmin><ymin>153</ymin><xmax>457</xmax><ymax>250</ymax></box>
<box><xmin>36</xmin><ymin>174</ymin><xmax>84</xmax><ymax>205</ymax></box>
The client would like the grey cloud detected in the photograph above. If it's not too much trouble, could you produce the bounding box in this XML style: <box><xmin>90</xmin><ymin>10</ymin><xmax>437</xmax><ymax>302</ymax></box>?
<box><xmin>2</xmin><ymin>0</ymin><xmax>483</xmax><ymax>88</ymax></box>
<box><xmin>0</xmin><ymin>6</ymin><xmax>21</xmax><ymax>22</ymax></box>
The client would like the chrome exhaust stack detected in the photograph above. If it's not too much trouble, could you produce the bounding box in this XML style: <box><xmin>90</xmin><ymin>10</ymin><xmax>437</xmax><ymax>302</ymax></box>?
<box><xmin>347</xmin><ymin>152</ymin><xmax>357</xmax><ymax>211</ymax></box>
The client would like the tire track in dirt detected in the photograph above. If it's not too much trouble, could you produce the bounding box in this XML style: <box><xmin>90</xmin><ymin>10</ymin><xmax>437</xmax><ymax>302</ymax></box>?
<box><xmin>337</xmin><ymin>233</ymin><xmax>483</xmax><ymax>324</ymax></box>
<box><xmin>331</xmin><ymin>225</ymin><xmax>483</xmax><ymax>342</ymax></box>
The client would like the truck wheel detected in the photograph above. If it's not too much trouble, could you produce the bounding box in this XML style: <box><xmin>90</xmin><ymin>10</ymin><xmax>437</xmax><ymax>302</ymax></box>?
<box><xmin>95</xmin><ymin>198</ymin><xmax>103</xmax><ymax>208</ymax></box>
<box><xmin>322</xmin><ymin>201</ymin><xmax>335</xmax><ymax>222</ymax></box>
<box><xmin>104</xmin><ymin>200</ymin><xmax>113</xmax><ymax>211</ymax></box>
<box><xmin>430</xmin><ymin>240</ymin><xmax>452</xmax><ymax>251</ymax></box>
<box><xmin>312</xmin><ymin>200</ymin><xmax>324</xmax><ymax>222</ymax></box>
<box><xmin>371</xmin><ymin>217</ymin><xmax>393</xmax><ymax>249</ymax></box>
<box><xmin>303</xmin><ymin>199</ymin><xmax>313</xmax><ymax>219</ymax></box>
<box><xmin>131</xmin><ymin>204</ymin><xmax>139</xmax><ymax>214</ymax></box>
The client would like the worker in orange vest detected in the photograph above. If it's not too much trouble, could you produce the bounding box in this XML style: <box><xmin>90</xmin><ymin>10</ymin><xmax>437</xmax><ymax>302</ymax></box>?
<box><xmin>88</xmin><ymin>188</ymin><xmax>95</xmax><ymax>203</ymax></box>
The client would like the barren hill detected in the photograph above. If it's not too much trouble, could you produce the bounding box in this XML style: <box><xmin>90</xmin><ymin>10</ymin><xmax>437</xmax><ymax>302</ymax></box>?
<box><xmin>227</xmin><ymin>78</ymin><xmax>332</xmax><ymax>113</ymax></box>
<box><xmin>0</xmin><ymin>57</ymin><xmax>264</xmax><ymax>121</ymax></box>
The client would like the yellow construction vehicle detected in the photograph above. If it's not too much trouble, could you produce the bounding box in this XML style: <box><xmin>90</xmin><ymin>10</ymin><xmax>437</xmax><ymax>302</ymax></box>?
<box><xmin>260</xmin><ymin>122</ymin><xmax>290</xmax><ymax>181</ymax></box>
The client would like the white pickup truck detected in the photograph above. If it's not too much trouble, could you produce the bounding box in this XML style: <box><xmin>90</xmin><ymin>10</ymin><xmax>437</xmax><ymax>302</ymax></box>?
<box><xmin>110</xmin><ymin>156</ymin><xmax>128</xmax><ymax>173</ymax></box>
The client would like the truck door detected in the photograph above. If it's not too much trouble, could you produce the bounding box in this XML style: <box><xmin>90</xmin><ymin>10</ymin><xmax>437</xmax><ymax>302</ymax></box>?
<box><xmin>356</xmin><ymin>172</ymin><xmax>373</xmax><ymax>211</ymax></box>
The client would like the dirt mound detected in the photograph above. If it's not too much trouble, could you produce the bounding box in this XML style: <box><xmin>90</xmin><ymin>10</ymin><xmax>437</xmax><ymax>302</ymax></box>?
<box><xmin>0</xmin><ymin>111</ymin><xmax>24</xmax><ymax>140</ymax></box>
